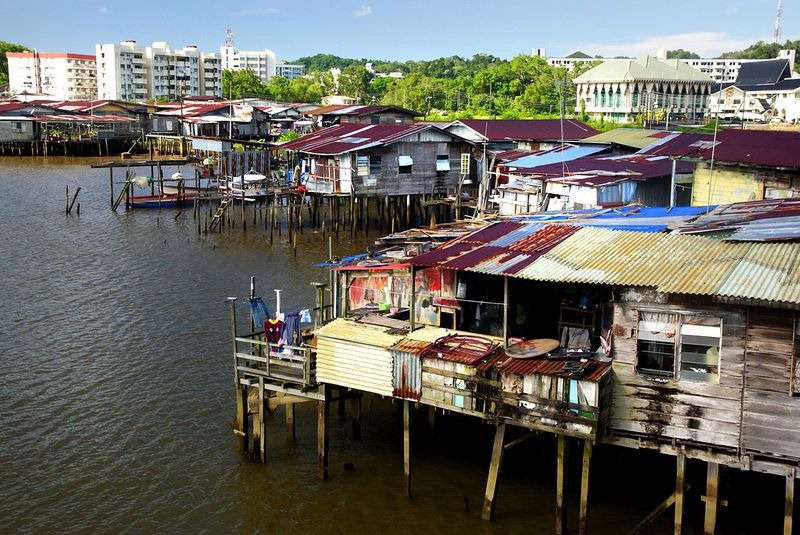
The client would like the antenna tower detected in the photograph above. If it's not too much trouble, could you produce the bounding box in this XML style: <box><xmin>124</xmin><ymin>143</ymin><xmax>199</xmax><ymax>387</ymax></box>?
<box><xmin>774</xmin><ymin>0</ymin><xmax>783</xmax><ymax>43</ymax></box>
<box><xmin>225</xmin><ymin>28</ymin><xmax>235</xmax><ymax>48</ymax></box>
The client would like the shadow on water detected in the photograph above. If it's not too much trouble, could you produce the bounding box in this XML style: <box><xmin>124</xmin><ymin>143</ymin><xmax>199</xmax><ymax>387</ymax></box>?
<box><xmin>0</xmin><ymin>157</ymin><xmax>788</xmax><ymax>533</ymax></box>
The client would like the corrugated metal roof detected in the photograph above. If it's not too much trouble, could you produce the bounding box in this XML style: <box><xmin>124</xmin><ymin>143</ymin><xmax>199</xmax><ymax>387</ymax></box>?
<box><xmin>281</xmin><ymin>122</ymin><xmax>438</xmax><ymax>155</ymax></box>
<box><xmin>315</xmin><ymin>317</ymin><xmax>404</xmax><ymax>348</ymax></box>
<box><xmin>452</xmin><ymin>119</ymin><xmax>597</xmax><ymax>141</ymax></box>
<box><xmin>582</xmin><ymin>128</ymin><xmax>674</xmax><ymax>149</ymax></box>
<box><xmin>496</xmin><ymin>354</ymin><xmax>612</xmax><ymax>381</ymax></box>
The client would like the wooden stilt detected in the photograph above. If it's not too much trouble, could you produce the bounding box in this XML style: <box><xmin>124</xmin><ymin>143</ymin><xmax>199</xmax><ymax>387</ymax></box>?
<box><xmin>675</xmin><ymin>452</ymin><xmax>686</xmax><ymax>534</ymax></box>
<box><xmin>285</xmin><ymin>402</ymin><xmax>296</xmax><ymax>442</ymax></box>
<box><xmin>338</xmin><ymin>387</ymin><xmax>347</xmax><ymax>421</ymax></box>
<box><xmin>704</xmin><ymin>461</ymin><xmax>719</xmax><ymax>535</ymax></box>
<box><xmin>482</xmin><ymin>423</ymin><xmax>507</xmax><ymax>520</ymax></box>
<box><xmin>556</xmin><ymin>434</ymin><xmax>569</xmax><ymax>535</ymax></box>
<box><xmin>257</xmin><ymin>378</ymin><xmax>266</xmax><ymax>463</ymax></box>
<box><xmin>579</xmin><ymin>439</ymin><xmax>593</xmax><ymax>535</ymax></box>
<box><xmin>785</xmin><ymin>469</ymin><xmax>795</xmax><ymax>535</ymax></box>
<box><xmin>351</xmin><ymin>395</ymin><xmax>362</xmax><ymax>440</ymax></box>
<box><xmin>427</xmin><ymin>406</ymin><xmax>436</xmax><ymax>433</ymax></box>
<box><xmin>403</xmin><ymin>400</ymin><xmax>412</xmax><ymax>498</ymax></box>
<box><xmin>317</xmin><ymin>387</ymin><xmax>329</xmax><ymax>481</ymax></box>
<box><xmin>236</xmin><ymin>386</ymin><xmax>249</xmax><ymax>454</ymax></box>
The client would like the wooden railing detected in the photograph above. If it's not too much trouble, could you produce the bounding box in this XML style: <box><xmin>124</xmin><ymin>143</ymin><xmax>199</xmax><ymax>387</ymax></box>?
<box><xmin>233</xmin><ymin>331</ymin><xmax>316</xmax><ymax>388</ymax></box>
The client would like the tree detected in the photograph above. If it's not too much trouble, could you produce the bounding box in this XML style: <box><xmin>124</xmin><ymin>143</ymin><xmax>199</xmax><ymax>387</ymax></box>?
<box><xmin>337</xmin><ymin>65</ymin><xmax>372</xmax><ymax>101</ymax></box>
<box><xmin>666</xmin><ymin>49</ymin><xmax>700</xmax><ymax>59</ymax></box>
<box><xmin>0</xmin><ymin>40</ymin><xmax>30</xmax><ymax>87</ymax></box>
<box><xmin>222</xmin><ymin>69</ymin><xmax>268</xmax><ymax>99</ymax></box>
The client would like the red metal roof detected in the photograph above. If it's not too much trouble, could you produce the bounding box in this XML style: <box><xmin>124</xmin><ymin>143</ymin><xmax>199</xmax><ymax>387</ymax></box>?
<box><xmin>496</xmin><ymin>354</ymin><xmax>612</xmax><ymax>381</ymax></box>
<box><xmin>309</xmin><ymin>104</ymin><xmax>421</xmax><ymax>116</ymax></box>
<box><xmin>517</xmin><ymin>154</ymin><xmax>694</xmax><ymax>186</ymax></box>
<box><xmin>640</xmin><ymin>129</ymin><xmax>800</xmax><ymax>169</ymax></box>
<box><xmin>410</xmin><ymin>222</ymin><xmax>579</xmax><ymax>274</ymax></box>
<box><xmin>455</xmin><ymin>119</ymin><xmax>597</xmax><ymax>141</ymax></box>
<box><xmin>281</xmin><ymin>122</ymin><xmax>437</xmax><ymax>155</ymax></box>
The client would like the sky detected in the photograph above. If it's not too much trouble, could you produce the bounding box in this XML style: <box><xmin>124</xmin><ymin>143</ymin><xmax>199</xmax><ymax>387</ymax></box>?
<box><xmin>1</xmin><ymin>0</ymin><xmax>797</xmax><ymax>61</ymax></box>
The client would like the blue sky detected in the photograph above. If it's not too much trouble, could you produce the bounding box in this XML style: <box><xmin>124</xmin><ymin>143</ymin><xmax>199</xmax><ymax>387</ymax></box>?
<box><xmin>2</xmin><ymin>0</ymin><xmax>797</xmax><ymax>61</ymax></box>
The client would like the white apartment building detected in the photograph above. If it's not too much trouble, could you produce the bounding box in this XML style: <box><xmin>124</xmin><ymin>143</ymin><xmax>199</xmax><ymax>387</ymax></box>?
<box><xmin>96</xmin><ymin>40</ymin><xmax>221</xmax><ymax>101</ymax></box>
<box><xmin>220</xmin><ymin>45</ymin><xmax>276</xmax><ymax>83</ymax></box>
<box><xmin>275</xmin><ymin>61</ymin><xmax>304</xmax><ymax>80</ymax></box>
<box><xmin>6</xmin><ymin>52</ymin><xmax>97</xmax><ymax>100</ymax></box>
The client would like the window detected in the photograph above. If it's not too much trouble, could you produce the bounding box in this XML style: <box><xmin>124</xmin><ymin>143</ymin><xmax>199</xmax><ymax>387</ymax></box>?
<box><xmin>356</xmin><ymin>155</ymin><xmax>369</xmax><ymax>176</ymax></box>
<box><xmin>398</xmin><ymin>155</ymin><xmax>413</xmax><ymax>174</ymax></box>
<box><xmin>436</xmin><ymin>154</ymin><xmax>450</xmax><ymax>172</ymax></box>
<box><xmin>635</xmin><ymin>311</ymin><xmax>721</xmax><ymax>383</ymax></box>
<box><xmin>370</xmin><ymin>155</ymin><xmax>381</xmax><ymax>175</ymax></box>
<box><xmin>460</xmin><ymin>153</ymin><xmax>471</xmax><ymax>174</ymax></box>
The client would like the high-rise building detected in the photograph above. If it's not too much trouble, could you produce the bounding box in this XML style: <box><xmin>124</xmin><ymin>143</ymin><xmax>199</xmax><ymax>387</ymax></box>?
<box><xmin>96</xmin><ymin>40</ymin><xmax>221</xmax><ymax>100</ymax></box>
<box><xmin>219</xmin><ymin>28</ymin><xmax>303</xmax><ymax>83</ymax></box>
<box><xmin>6</xmin><ymin>51</ymin><xmax>97</xmax><ymax>100</ymax></box>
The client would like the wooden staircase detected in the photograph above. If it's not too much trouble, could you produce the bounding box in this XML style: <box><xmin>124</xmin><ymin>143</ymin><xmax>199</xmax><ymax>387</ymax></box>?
<box><xmin>209</xmin><ymin>198</ymin><xmax>232</xmax><ymax>230</ymax></box>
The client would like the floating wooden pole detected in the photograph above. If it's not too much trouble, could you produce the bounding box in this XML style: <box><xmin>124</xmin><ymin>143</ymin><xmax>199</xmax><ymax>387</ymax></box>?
<box><xmin>482</xmin><ymin>423</ymin><xmax>507</xmax><ymax>520</ymax></box>
<box><xmin>556</xmin><ymin>434</ymin><xmax>569</xmax><ymax>535</ymax></box>
<box><xmin>704</xmin><ymin>461</ymin><xmax>719</xmax><ymax>535</ymax></box>
<box><xmin>675</xmin><ymin>452</ymin><xmax>686</xmax><ymax>534</ymax></box>
<box><xmin>403</xmin><ymin>399</ymin><xmax>412</xmax><ymax>498</ymax></box>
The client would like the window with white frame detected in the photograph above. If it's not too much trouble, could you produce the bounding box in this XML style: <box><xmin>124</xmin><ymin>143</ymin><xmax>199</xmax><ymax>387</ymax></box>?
<box><xmin>460</xmin><ymin>153</ymin><xmax>471</xmax><ymax>174</ymax></box>
<box><xmin>635</xmin><ymin>311</ymin><xmax>721</xmax><ymax>383</ymax></box>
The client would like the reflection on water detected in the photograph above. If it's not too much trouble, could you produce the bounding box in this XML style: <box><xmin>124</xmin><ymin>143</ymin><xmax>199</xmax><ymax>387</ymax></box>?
<box><xmin>0</xmin><ymin>157</ymin><xmax>779</xmax><ymax>533</ymax></box>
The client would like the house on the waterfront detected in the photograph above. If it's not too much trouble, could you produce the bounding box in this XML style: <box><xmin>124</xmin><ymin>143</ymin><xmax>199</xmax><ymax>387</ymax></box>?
<box><xmin>644</xmin><ymin>128</ymin><xmax>800</xmax><ymax>204</ymax></box>
<box><xmin>573</xmin><ymin>56</ymin><xmax>714</xmax><ymax>123</ymax></box>
<box><xmin>309</xmin><ymin>104</ymin><xmax>421</xmax><ymax>128</ymax></box>
<box><xmin>443</xmin><ymin>119</ymin><xmax>597</xmax><ymax>151</ymax></box>
<box><xmin>0</xmin><ymin>99</ymin><xmax>137</xmax><ymax>142</ymax></box>
<box><xmin>281</xmin><ymin>122</ymin><xmax>476</xmax><ymax>196</ymax></box>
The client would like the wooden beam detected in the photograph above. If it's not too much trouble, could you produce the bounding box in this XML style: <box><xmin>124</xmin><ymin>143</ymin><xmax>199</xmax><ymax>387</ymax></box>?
<box><xmin>785</xmin><ymin>469</ymin><xmax>795</xmax><ymax>535</ymax></box>
<box><xmin>556</xmin><ymin>434</ymin><xmax>569</xmax><ymax>535</ymax></box>
<box><xmin>630</xmin><ymin>491</ymin><xmax>677</xmax><ymax>535</ymax></box>
<box><xmin>482</xmin><ymin>423</ymin><xmax>507</xmax><ymax>521</ymax></box>
<box><xmin>704</xmin><ymin>461</ymin><xmax>719</xmax><ymax>535</ymax></box>
<box><xmin>675</xmin><ymin>452</ymin><xmax>686</xmax><ymax>535</ymax></box>
<box><xmin>403</xmin><ymin>400</ymin><xmax>412</xmax><ymax>498</ymax></box>
<box><xmin>579</xmin><ymin>440</ymin><xmax>593</xmax><ymax>535</ymax></box>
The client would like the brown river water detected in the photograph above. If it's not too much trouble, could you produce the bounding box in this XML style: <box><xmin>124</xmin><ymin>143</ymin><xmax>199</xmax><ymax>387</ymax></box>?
<box><xmin>0</xmin><ymin>157</ymin><xmax>786</xmax><ymax>533</ymax></box>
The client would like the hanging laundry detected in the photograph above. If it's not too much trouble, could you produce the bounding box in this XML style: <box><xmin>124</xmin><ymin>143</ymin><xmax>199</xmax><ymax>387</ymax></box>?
<box><xmin>265</xmin><ymin>318</ymin><xmax>284</xmax><ymax>346</ymax></box>
<box><xmin>299</xmin><ymin>308</ymin><xmax>312</xmax><ymax>323</ymax></box>
<box><xmin>560</xmin><ymin>327</ymin><xmax>591</xmax><ymax>350</ymax></box>
<box><xmin>249</xmin><ymin>297</ymin><xmax>272</xmax><ymax>330</ymax></box>
<box><xmin>281</xmin><ymin>311</ymin><xmax>302</xmax><ymax>347</ymax></box>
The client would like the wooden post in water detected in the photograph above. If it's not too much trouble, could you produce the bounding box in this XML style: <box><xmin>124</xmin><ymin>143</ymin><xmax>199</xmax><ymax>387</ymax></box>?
<box><xmin>704</xmin><ymin>462</ymin><xmax>719</xmax><ymax>535</ymax></box>
<box><xmin>403</xmin><ymin>399</ymin><xmax>412</xmax><ymax>498</ymax></box>
<box><xmin>317</xmin><ymin>388</ymin><xmax>329</xmax><ymax>481</ymax></box>
<box><xmin>351</xmin><ymin>395</ymin><xmax>362</xmax><ymax>440</ymax></box>
<box><xmin>257</xmin><ymin>377</ymin><xmax>266</xmax><ymax>463</ymax></box>
<box><xmin>675</xmin><ymin>452</ymin><xmax>686</xmax><ymax>534</ymax></box>
<box><xmin>286</xmin><ymin>403</ymin><xmax>296</xmax><ymax>441</ymax></box>
<box><xmin>785</xmin><ymin>469</ymin><xmax>795</xmax><ymax>535</ymax></box>
<box><xmin>556</xmin><ymin>434</ymin><xmax>569</xmax><ymax>535</ymax></box>
<box><xmin>109</xmin><ymin>168</ymin><xmax>114</xmax><ymax>207</ymax></box>
<box><xmin>482</xmin><ymin>423</ymin><xmax>506</xmax><ymax>520</ymax></box>
<box><xmin>579</xmin><ymin>439</ymin><xmax>593</xmax><ymax>535</ymax></box>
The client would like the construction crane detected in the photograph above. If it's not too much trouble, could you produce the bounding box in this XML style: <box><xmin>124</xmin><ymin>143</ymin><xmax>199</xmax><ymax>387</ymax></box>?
<box><xmin>774</xmin><ymin>0</ymin><xmax>783</xmax><ymax>43</ymax></box>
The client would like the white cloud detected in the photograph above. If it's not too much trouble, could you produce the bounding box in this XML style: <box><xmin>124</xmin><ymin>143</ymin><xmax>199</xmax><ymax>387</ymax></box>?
<box><xmin>726</xmin><ymin>7</ymin><xmax>739</xmax><ymax>15</ymax></box>
<box><xmin>353</xmin><ymin>5</ymin><xmax>372</xmax><ymax>17</ymax></box>
<box><xmin>98</xmin><ymin>7</ymin><xmax>109</xmax><ymax>13</ymax></box>
<box><xmin>580</xmin><ymin>32</ymin><xmax>761</xmax><ymax>58</ymax></box>
<box><xmin>236</xmin><ymin>8</ymin><xmax>279</xmax><ymax>16</ymax></box>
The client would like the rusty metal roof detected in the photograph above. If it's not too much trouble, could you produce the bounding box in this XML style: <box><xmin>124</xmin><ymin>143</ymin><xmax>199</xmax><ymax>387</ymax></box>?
<box><xmin>496</xmin><ymin>354</ymin><xmax>612</xmax><ymax>381</ymax></box>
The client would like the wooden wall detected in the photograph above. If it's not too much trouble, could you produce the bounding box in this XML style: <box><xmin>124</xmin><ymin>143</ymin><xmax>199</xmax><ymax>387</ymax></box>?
<box><xmin>742</xmin><ymin>309</ymin><xmax>800</xmax><ymax>459</ymax></box>
<box><xmin>609</xmin><ymin>295</ymin><xmax>746</xmax><ymax>451</ymax></box>
<box><xmin>353</xmin><ymin>138</ymin><xmax>472</xmax><ymax>197</ymax></box>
